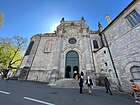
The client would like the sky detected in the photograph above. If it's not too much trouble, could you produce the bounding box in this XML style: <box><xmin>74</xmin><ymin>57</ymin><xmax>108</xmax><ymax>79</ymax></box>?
<box><xmin>0</xmin><ymin>0</ymin><xmax>132</xmax><ymax>40</ymax></box>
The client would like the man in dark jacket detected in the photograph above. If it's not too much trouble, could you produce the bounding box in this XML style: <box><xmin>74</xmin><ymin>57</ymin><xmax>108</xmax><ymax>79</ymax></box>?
<box><xmin>81</xmin><ymin>71</ymin><xmax>84</xmax><ymax>76</ymax></box>
<box><xmin>104</xmin><ymin>77</ymin><xmax>112</xmax><ymax>95</ymax></box>
<box><xmin>79</xmin><ymin>76</ymin><xmax>84</xmax><ymax>94</ymax></box>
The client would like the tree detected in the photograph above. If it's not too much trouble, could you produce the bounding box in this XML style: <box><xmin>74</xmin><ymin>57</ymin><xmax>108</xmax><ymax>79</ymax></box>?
<box><xmin>0</xmin><ymin>35</ymin><xmax>28</xmax><ymax>76</ymax></box>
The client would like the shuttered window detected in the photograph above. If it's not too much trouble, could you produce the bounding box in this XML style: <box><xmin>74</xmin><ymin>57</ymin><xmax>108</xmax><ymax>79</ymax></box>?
<box><xmin>126</xmin><ymin>10</ymin><xmax>140</xmax><ymax>27</ymax></box>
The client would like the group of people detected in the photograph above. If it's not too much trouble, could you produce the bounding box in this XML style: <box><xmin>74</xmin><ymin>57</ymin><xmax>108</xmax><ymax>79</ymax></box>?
<box><xmin>78</xmin><ymin>71</ymin><xmax>112</xmax><ymax>95</ymax></box>
<box><xmin>78</xmin><ymin>71</ymin><xmax>140</xmax><ymax>100</ymax></box>
<box><xmin>79</xmin><ymin>74</ymin><xmax>93</xmax><ymax>94</ymax></box>
<box><xmin>1</xmin><ymin>69</ymin><xmax>13</xmax><ymax>80</ymax></box>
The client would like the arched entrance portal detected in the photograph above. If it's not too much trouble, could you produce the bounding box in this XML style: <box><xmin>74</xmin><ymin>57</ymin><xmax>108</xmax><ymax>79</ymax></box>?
<box><xmin>65</xmin><ymin>51</ymin><xmax>79</xmax><ymax>78</ymax></box>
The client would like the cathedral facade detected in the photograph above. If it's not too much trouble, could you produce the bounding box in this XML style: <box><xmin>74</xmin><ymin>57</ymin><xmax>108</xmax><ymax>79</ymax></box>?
<box><xmin>17</xmin><ymin>0</ymin><xmax>140</xmax><ymax>92</ymax></box>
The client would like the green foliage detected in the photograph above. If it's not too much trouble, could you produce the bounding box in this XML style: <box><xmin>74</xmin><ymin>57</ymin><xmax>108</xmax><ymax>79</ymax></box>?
<box><xmin>0</xmin><ymin>36</ymin><xmax>28</xmax><ymax>75</ymax></box>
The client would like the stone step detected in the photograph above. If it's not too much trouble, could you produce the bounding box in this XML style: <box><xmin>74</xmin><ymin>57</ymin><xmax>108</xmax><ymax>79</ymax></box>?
<box><xmin>48</xmin><ymin>78</ymin><xmax>107</xmax><ymax>90</ymax></box>
<box><xmin>48</xmin><ymin>78</ymin><xmax>79</xmax><ymax>88</ymax></box>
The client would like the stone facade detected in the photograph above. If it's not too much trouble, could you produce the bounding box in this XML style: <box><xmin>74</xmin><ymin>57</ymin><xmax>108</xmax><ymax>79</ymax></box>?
<box><xmin>17</xmin><ymin>0</ymin><xmax>140</xmax><ymax>92</ymax></box>
<box><xmin>102</xmin><ymin>0</ymin><xmax>140</xmax><ymax>92</ymax></box>
<box><xmin>18</xmin><ymin>18</ymin><xmax>97</xmax><ymax>83</ymax></box>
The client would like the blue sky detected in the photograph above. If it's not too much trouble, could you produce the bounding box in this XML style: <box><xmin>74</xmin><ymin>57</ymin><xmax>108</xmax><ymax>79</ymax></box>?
<box><xmin>0</xmin><ymin>0</ymin><xmax>132</xmax><ymax>40</ymax></box>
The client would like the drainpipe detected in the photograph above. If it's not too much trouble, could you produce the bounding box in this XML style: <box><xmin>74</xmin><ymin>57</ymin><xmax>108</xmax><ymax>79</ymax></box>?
<box><xmin>101</xmin><ymin>33</ymin><xmax>122</xmax><ymax>91</ymax></box>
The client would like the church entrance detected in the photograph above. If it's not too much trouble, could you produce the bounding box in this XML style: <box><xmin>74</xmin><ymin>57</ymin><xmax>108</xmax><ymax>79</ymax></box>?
<box><xmin>65</xmin><ymin>51</ymin><xmax>79</xmax><ymax>78</ymax></box>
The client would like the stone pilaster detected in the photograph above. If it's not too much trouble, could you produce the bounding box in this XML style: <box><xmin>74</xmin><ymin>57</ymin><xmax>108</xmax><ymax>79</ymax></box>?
<box><xmin>52</xmin><ymin>35</ymin><xmax>63</xmax><ymax>70</ymax></box>
<box><xmin>87</xmin><ymin>35</ymin><xmax>94</xmax><ymax>71</ymax></box>
<box><xmin>83</xmin><ymin>35</ymin><xmax>92</xmax><ymax>71</ymax></box>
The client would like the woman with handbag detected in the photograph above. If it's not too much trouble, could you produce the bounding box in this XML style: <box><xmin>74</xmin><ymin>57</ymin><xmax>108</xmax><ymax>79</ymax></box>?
<box><xmin>86</xmin><ymin>76</ymin><xmax>93</xmax><ymax>94</ymax></box>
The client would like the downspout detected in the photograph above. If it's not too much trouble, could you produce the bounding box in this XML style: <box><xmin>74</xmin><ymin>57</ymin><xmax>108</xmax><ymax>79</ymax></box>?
<box><xmin>101</xmin><ymin>33</ymin><xmax>122</xmax><ymax>91</ymax></box>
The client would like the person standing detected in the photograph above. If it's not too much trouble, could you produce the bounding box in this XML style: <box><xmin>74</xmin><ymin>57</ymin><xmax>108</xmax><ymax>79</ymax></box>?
<box><xmin>86</xmin><ymin>76</ymin><xmax>93</xmax><ymax>94</ymax></box>
<box><xmin>130</xmin><ymin>79</ymin><xmax>140</xmax><ymax>99</ymax></box>
<box><xmin>104</xmin><ymin>77</ymin><xmax>112</xmax><ymax>95</ymax></box>
<box><xmin>78</xmin><ymin>71</ymin><xmax>84</xmax><ymax>81</ymax></box>
<box><xmin>75</xmin><ymin>73</ymin><xmax>79</xmax><ymax>81</ymax></box>
<box><xmin>79</xmin><ymin>76</ymin><xmax>84</xmax><ymax>94</ymax></box>
<box><xmin>73</xmin><ymin>71</ymin><xmax>77</xmax><ymax>79</ymax></box>
<box><xmin>7</xmin><ymin>69</ymin><xmax>13</xmax><ymax>80</ymax></box>
<box><xmin>81</xmin><ymin>71</ymin><xmax>84</xmax><ymax>77</ymax></box>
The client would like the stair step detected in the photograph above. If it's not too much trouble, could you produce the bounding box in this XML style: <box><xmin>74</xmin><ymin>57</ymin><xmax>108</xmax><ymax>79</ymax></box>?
<box><xmin>48</xmin><ymin>78</ymin><xmax>79</xmax><ymax>88</ymax></box>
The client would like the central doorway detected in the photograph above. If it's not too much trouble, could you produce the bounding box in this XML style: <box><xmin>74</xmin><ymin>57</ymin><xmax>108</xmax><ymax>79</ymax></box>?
<box><xmin>65</xmin><ymin>51</ymin><xmax>79</xmax><ymax>78</ymax></box>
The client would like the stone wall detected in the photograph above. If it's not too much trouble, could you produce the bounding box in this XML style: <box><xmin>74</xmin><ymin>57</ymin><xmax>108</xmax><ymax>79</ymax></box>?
<box><xmin>27</xmin><ymin>35</ymin><xmax>57</xmax><ymax>81</ymax></box>
<box><xmin>103</xmin><ymin>0</ymin><xmax>140</xmax><ymax>91</ymax></box>
<box><xmin>94</xmin><ymin>47</ymin><xmax>117</xmax><ymax>86</ymax></box>
<box><xmin>31</xmin><ymin>36</ymin><xmax>56</xmax><ymax>70</ymax></box>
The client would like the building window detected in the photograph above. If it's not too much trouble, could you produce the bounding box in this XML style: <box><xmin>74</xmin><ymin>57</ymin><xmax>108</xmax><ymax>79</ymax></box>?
<box><xmin>68</xmin><ymin>38</ymin><xmax>77</xmax><ymax>44</ymax></box>
<box><xmin>126</xmin><ymin>10</ymin><xmax>140</xmax><ymax>27</ymax></box>
<box><xmin>93</xmin><ymin>40</ymin><xmax>99</xmax><ymax>49</ymax></box>
<box><xmin>101</xmin><ymin>69</ymin><xmax>104</xmax><ymax>72</ymax></box>
<box><xmin>130</xmin><ymin>66</ymin><xmax>140</xmax><ymax>80</ymax></box>
<box><xmin>25</xmin><ymin>41</ymin><xmax>34</xmax><ymax>55</ymax></box>
<box><xmin>105</xmin><ymin>62</ymin><xmax>108</xmax><ymax>66</ymax></box>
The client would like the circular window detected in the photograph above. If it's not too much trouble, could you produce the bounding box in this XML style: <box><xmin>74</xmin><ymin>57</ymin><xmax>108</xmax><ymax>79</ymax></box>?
<box><xmin>68</xmin><ymin>38</ymin><xmax>77</xmax><ymax>44</ymax></box>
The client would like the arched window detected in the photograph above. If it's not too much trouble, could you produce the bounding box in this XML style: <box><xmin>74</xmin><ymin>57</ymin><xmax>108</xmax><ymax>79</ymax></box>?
<box><xmin>130</xmin><ymin>66</ymin><xmax>140</xmax><ymax>80</ymax></box>
<box><xmin>100</xmin><ymin>69</ymin><xmax>104</xmax><ymax>72</ymax></box>
<box><xmin>93</xmin><ymin>40</ymin><xmax>99</xmax><ymax>49</ymax></box>
<box><xmin>25</xmin><ymin>41</ymin><xmax>34</xmax><ymax>55</ymax></box>
<box><xmin>105</xmin><ymin>62</ymin><xmax>108</xmax><ymax>66</ymax></box>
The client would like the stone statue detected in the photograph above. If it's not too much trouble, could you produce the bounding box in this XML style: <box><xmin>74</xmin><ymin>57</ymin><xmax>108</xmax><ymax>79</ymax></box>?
<box><xmin>81</xmin><ymin>16</ymin><xmax>85</xmax><ymax>22</ymax></box>
<box><xmin>60</xmin><ymin>17</ymin><xmax>65</xmax><ymax>23</ymax></box>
